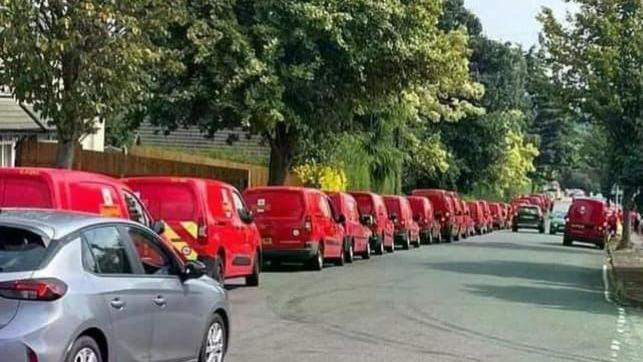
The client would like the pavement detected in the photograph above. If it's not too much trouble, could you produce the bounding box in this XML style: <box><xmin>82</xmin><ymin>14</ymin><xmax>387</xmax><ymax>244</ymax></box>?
<box><xmin>225</xmin><ymin>230</ymin><xmax>643</xmax><ymax>362</ymax></box>
<box><xmin>608</xmin><ymin>233</ymin><xmax>643</xmax><ymax>306</ymax></box>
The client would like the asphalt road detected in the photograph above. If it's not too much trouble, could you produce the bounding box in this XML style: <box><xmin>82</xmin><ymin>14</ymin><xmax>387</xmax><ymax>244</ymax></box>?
<box><xmin>225</xmin><ymin>230</ymin><xmax>643</xmax><ymax>362</ymax></box>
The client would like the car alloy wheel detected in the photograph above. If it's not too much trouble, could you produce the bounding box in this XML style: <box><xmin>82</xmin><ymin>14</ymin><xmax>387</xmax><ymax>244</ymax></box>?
<box><xmin>74</xmin><ymin>348</ymin><xmax>98</xmax><ymax>362</ymax></box>
<box><xmin>205</xmin><ymin>320</ymin><xmax>225</xmax><ymax>362</ymax></box>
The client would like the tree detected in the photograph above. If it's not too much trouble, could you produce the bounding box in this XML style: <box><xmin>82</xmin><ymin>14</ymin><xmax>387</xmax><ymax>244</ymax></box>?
<box><xmin>144</xmin><ymin>0</ymin><xmax>481</xmax><ymax>185</ymax></box>
<box><xmin>539</xmin><ymin>0</ymin><xmax>642</xmax><ymax>246</ymax></box>
<box><xmin>0</xmin><ymin>0</ymin><xmax>169</xmax><ymax>167</ymax></box>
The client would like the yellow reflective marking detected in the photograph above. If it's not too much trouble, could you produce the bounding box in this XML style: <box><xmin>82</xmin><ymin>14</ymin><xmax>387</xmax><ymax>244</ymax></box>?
<box><xmin>163</xmin><ymin>223</ymin><xmax>199</xmax><ymax>260</ymax></box>
<box><xmin>180</xmin><ymin>221</ymin><xmax>199</xmax><ymax>239</ymax></box>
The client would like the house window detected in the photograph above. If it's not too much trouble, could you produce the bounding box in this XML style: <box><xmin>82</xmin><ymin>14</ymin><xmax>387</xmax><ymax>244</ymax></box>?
<box><xmin>0</xmin><ymin>141</ymin><xmax>15</xmax><ymax>167</ymax></box>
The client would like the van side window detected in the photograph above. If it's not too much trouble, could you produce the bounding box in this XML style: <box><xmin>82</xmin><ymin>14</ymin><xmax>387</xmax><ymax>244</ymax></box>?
<box><xmin>231</xmin><ymin>191</ymin><xmax>247</xmax><ymax>215</ymax></box>
<box><xmin>319</xmin><ymin>196</ymin><xmax>332</xmax><ymax>219</ymax></box>
<box><xmin>123</xmin><ymin>191</ymin><xmax>150</xmax><ymax>226</ymax></box>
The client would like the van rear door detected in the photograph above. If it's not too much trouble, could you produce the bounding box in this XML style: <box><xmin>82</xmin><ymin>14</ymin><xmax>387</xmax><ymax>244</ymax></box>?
<box><xmin>0</xmin><ymin>172</ymin><xmax>53</xmax><ymax>208</ymax></box>
<box><xmin>244</xmin><ymin>190</ymin><xmax>306</xmax><ymax>248</ymax></box>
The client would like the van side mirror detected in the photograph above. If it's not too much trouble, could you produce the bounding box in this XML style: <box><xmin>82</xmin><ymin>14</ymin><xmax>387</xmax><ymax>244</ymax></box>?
<box><xmin>413</xmin><ymin>214</ymin><xmax>421</xmax><ymax>222</ymax></box>
<box><xmin>152</xmin><ymin>220</ymin><xmax>166</xmax><ymax>235</ymax></box>
<box><xmin>336</xmin><ymin>214</ymin><xmax>346</xmax><ymax>224</ymax></box>
<box><xmin>389</xmin><ymin>213</ymin><xmax>398</xmax><ymax>221</ymax></box>
<box><xmin>360</xmin><ymin>214</ymin><xmax>374</xmax><ymax>226</ymax></box>
<box><xmin>240</xmin><ymin>209</ymin><xmax>254</xmax><ymax>224</ymax></box>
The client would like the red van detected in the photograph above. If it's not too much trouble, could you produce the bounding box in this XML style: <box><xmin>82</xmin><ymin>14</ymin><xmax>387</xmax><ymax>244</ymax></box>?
<box><xmin>564</xmin><ymin>198</ymin><xmax>609</xmax><ymax>248</ymax></box>
<box><xmin>327</xmin><ymin>191</ymin><xmax>373</xmax><ymax>261</ymax></box>
<box><xmin>411</xmin><ymin>189</ymin><xmax>457</xmax><ymax>242</ymax></box>
<box><xmin>244</xmin><ymin>187</ymin><xmax>345</xmax><ymax>270</ymax></box>
<box><xmin>480</xmin><ymin>201</ymin><xmax>493</xmax><ymax>233</ymax></box>
<box><xmin>468</xmin><ymin>201</ymin><xmax>487</xmax><ymax>234</ymax></box>
<box><xmin>460</xmin><ymin>199</ymin><xmax>474</xmax><ymax>237</ymax></box>
<box><xmin>490</xmin><ymin>203</ymin><xmax>506</xmax><ymax>229</ymax></box>
<box><xmin>0</xmin><ymin>167</ymin><xmax>155</xmax><ymax>228</ymax></box>
<box><xmin>350</xmin><ymin>192</ymin><xmax>395</xmax><ymax>254</ymax></box>
<box><xmin>408</xmin><ymin>196</ymin><xmax>441</xmax><ymax>244</ymax></box>
<box><xmin>383</xmin><ymin>196</ymin><xmax>421</xmax><ymax>249</ymax></box>
<box><xmin>448</xmin><ymin>192</ymin><xmax>466</xmax><ymax>239</ymax></box>
<box><xmin>125</xmin><ymin>177</ymin><xmax>262</xmax><ymax>285</ymax></box>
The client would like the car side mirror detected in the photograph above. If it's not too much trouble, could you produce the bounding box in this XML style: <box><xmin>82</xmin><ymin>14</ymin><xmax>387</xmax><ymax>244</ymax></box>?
<box><xmin>240</xmin><ymin>209</ymin><xmax>254</xmax><ymax>224</ymax></box>
<box><xmin>151</xmin><ymin>220</ymin><xmax>166</xmax><ymax>235</ymax></box>
<box><xmin>183</xmin><ymin>260</ymin><xmax>207</xmax><ymax>280</ymax></box>
<box><xmin>336</xmin><ymin>214</ymin><xmax>346</xmax><ymax>224</ymax></box>
<box><xmin>389</xmin><ymin>213</ymin><xmax>398</xmax><ymax>221</ymax></box>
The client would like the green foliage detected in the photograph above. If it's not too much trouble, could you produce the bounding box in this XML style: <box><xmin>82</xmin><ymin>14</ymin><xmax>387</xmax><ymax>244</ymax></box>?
<box><xmin>0</xmin><ymin>0</ymin><xmax>170</xmax><ymax>166</ymax></box>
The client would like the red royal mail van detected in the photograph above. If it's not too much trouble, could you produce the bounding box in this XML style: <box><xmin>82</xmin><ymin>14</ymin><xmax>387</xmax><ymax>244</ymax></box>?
<box><xmin>350</xmin><ymin>191</ymin><xmax>395</xmax><ymax>254</ymax></box>
<box><xmin>408</xmin><ymin>196</ymin><xmax>441</xmax><ymax>244</ymax></box>
<box><xmin>327</xmin><ymin>191</ymin><xmax>373</xmax><ymax>262</ymax></box>
<box><xmin>383</xmin><ymin>195</ymin><xmax>421</xmax><ymax>250</ymax></box>
<box><xmin>244</xmin><ymin>187</ymin><xmax>345</xmax><ymax>270</ymax></box>
<box><xmin>459</xmin><ymin>199</ymin><xmax>474</xmax><ymax>237</ymax></box>
<box><xmin>468</xmin><ymin>201</ymin><xmax>487</xmax><ymax>234</ymax></box>
<box><xmin>411</xmin><ymin>189</ymin><xmax>457</xmax><ymax>242</ymax></box>
<box><xmin>481</xmin><ymin>201</ymin><xmax>493</xmax><ymax>233</ymax></box>
<box><xmin>564</xmin><ymin>198</ymin><xmax>609</xmax><ymax>248</ymax></box>
<box><xmin>447</xmin><ymin>192</ymin><xmax>466</xmax><ymax>239</ymax></box>
<box><xmin>490</xmin><ymin>203</ymin><xmax>506</xmax><ymax>229</ymax></box>
<box><xmin>125</xmin><ymin>177</ymin><xmax>262</xmax><ymax>285</ymax></box>
<box><xmin>0</xmin><ymin>167</ymin><xmax>156</xmax><ymax>228</ymax></box>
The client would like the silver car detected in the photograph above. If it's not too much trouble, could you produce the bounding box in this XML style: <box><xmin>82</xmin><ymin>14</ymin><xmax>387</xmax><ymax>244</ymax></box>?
<box><xmin>0</xmin><ymin>209</ymin><xmax>229</xmax><ymax>362</ymax></box>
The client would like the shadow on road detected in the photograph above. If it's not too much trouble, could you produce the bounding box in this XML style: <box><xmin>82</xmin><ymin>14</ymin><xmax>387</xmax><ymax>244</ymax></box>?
<box><xmin>449</xmin><ymin>241</ymin><xmax>601</xmax><ymax>255</ymax></box>
<box><xmin>539</xmin><ymin>241</ymin><xmax>599</xmax><ymax>251</ymax></box>
<box><xmin>464</xmin><ymin>283</ymin><xmax>613</xmax><ymax>315</ymax></box>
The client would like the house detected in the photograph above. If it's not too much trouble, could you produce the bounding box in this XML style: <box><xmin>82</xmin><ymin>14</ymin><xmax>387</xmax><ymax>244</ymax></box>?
<box><xmin>0</xmin><ymin>94</ymin><xmax>55</xmax><ymax>167</ymax></box>
<box><xmin>137</xmin><ymin>121</ymin><xmax>270</xmax><ymax>164</ymax></box>
<box><xmin>0</xmin><ymin>93</ymin><xmax>106</xmax><ymax>167</ymax></box>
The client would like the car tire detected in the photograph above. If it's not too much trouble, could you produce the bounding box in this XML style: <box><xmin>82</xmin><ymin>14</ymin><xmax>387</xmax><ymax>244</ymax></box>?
<box><xmin>199</xmin><ymin>313</ymin><xmax>227</xmax><ymax>362</ymax></box>
<box><xmin>362</xmin><ymin>241</ymin><xmax>371</xmax><ymax>260</ymax></box>
<box><xmin>345</xmin><ymin>238</ymin><xmax>354</xmax><ymax>264</ymax></box>
<box><xmin>245</xmin><ymin>253</ymin><xmax>260</xmax><ymax>287</ymax></box>
<box><xmin>538</xmin><ymin>225</ymin><xmax>545</xmax><ymax>234</ymax></box>
<box><xmin>309</xmin><ymin>246</ymin><xmax>324</xmax><ymax>271</ymax></box>
<box><xmin>65</xmin><ymin>336</ymin><xmax>102</xmax><ymax>362</ymax></box>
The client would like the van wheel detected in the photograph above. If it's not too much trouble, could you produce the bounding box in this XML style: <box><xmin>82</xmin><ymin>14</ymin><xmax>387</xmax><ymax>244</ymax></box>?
<box><xmin>538</xmin><ymin>225</ymin><xmax>545</xmax><ymax>234</ymax></box>
<box><xmin>334</xmin><ymin>246</ymin><xmax>345</xmax><ymax>267</ymax></box>
<box><xmin>65</xmin><ymin>336</ymin><xmax>102</xmax><ymax>362</ymax></box>
<box><xmin>512</xmin><ymin>226</ymin><xmax>518</xmax><ymax>233</ymax></box>
<box><xmin>454</xmin><ymin>232</ymin><xmax>460</xmax><ymax>242</ymax></box>
<box><xmin>202</xmin><ymin>256</ymin><xmax>224</xmax><ymax>284</ymax></box>
<box><xmin>563</xmin><ymin>236</ymin><xmax>572</xmax><ymax>246</ymax></box>
<box><xmin>362</xmin><ymin>240</ymin><xmax>371</xmax><ymax>260</ymax></box>
<box><xmin>245</xmin><ymin>253</ymin><xmax>260</xmax><ymax>287</ymax></box>
<box><xmin>386</xmin><ymin>239</ymin><xmax>395</xmax><ymax>253</ymax></box>
<box><xmin>413</xmin><ymin>235</ymin><xmax>421</xmax><ymax>248</ymax></box>
<box><xmin>309</xmin><ymin>247</ymin><xmax>324</xmax><ymax>271</ymax></box>
<box><xmin>345</xmin><ymin>239</ymin><xmax>354</xmax><ymax>264</ymax></box>
<box><xmin>376</xmin><ymin>235</ymin><xmax>385</xmax><ymax>255</ymax></box>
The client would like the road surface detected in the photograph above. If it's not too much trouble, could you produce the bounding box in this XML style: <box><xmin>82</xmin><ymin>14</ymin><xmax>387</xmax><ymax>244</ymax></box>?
<box><xmin>225</xmin><ymin>230</ymin><xmax>643</xmax><ymax>361</ymax></box>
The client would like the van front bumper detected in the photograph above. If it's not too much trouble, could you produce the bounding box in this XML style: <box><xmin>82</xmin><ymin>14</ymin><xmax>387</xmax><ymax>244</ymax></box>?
<box><xmin>263</xmin><ymin>242</ymin><xmax>320</xmax><ymax>262</ymax></box>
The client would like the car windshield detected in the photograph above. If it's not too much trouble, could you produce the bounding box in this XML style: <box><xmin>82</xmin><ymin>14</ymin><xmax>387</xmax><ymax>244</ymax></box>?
<box><xmin>552</xmin><ymin>211</ymin><xmax>566</xmax><ymax>218</ymax></box>
<box><xmin>0</xmin><ymin>226</ymin><xmax>49</xmax><ymax>273</ymax></box>
<box><xmin>519</xmin><ymin>207</ymin><xmax>539</xmax><ymax>215</ymax></box>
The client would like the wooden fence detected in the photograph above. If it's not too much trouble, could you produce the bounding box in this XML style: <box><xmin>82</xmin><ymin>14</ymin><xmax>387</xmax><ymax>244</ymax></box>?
<box><xmin>16</xmin><ymin>141</ymin><xmax>256</xmax><ymax>190</ymax></box>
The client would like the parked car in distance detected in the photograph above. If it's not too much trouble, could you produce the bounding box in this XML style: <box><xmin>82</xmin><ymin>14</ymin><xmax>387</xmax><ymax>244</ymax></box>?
<box><xmin>549</xmin><ymin>210</ymin><xmax>567</xmax><ymax>235</ymax></box>
<box><xmin>328</xmin><ymin>191</ymin><xmax>373</xmax><ymax>261</ymax></box>
<box><xmin>350</xmin><ymin>192</ymin><xmax>395</xmax><ymax>254</ymax></box>
<box><xmin>124</xmin><ymin>177</ymin><xmax>261</xmax><ymax>285</ymax></box>
<box><xmin>512</xmin><ymin>205</ymin><xmax>545</xmax><ymax>233</ymax></box>
<box><xmin>411</xmin><ymin>189</ymin><xmax>458</xmax><ymax>242</ymax></box>
<box><xmin>383</xmin><ymin>196</ymin><xmax>421</xmax><ymax>249</ymax></box>
<box><xmin>0</xmin><ymin>209</ymin><xmax>230</xmax><ymax>362</ymax></box>
<box><xmin>0</xmin><ymin>167</ymin><xmax>158</xmax><ymax>230</ymax></box>
<box><xmin>564</xmin><ymin>198</ymin><xmax>609</xmax><ymax>248</ymax></box>
<box><xmin>468</xmin><ymin>201</ymin><xmax>487</xmax><ymax>234</ymax></box>
<box><xmin>408</xmin><ymin>196</ymin><xmax>441</xmax><ymax>244</ymax></box>
<box><xmin>244</xmin><ymin>187</ymin><xmax>345</xmax><ymax>270</ymax></box>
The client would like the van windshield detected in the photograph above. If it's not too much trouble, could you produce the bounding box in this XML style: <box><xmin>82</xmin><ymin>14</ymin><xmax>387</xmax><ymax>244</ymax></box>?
<box><xmin>0</xmin><ymin>176</ymin><xmax>52</xmax><ymax>208</ymax></box>
<box><xmin>0</xmin><ymin>226</ymin><xmax>49</xmax><ymax>273</ymax></box>
<box><xmin>245</xmin><ymin>191</ymin><xmax>304</xmax><ymax>219</ymax></box>
<box><xmin>352</xmin><ymin>195</ymin><xmax>374</xmax><ymax>215</ymax></box>
<box><xmin>135</xmin><ymin>183</ymin><xmax>199</xmax><ymax>221</ymax></box>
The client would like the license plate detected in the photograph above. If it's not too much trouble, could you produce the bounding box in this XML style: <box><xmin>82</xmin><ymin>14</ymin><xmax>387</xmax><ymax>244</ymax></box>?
<box><xmin>571</xmin><ymin>224</ymin><xmax>584</xmax><ymax>229</ymax></box>
<box><xmin>262</xmin><ymin>237</ymin><xmax>272</xmax><ymax>245</ymax></box>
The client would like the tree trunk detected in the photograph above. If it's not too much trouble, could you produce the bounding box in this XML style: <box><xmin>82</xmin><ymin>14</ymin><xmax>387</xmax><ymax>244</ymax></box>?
<box><xmin>267</xmin><ymin>123</ymin><xmax>294</xmax><ymax>186</ymax></box>
<box><xmin>618</xmin><ymin>187</ymin><xmax>635</xmax><ymax>249</ymax></box>
<box><xmin>55</xmin><ymin>138</ymin><xmax>77</xmax><ymax>169</ymax></box>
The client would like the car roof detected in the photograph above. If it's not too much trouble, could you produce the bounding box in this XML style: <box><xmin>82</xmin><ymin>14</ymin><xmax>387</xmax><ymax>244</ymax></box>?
<box><xmin>0</xmin><ymin>208</ymin><xmax>136</xmax><ymax>240</ymax></box>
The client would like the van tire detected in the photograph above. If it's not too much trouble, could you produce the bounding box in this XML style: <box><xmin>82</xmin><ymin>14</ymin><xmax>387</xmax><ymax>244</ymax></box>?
<box><xmin>245</xmin><ymin>253</ymin><xmax>260</xmax><ymax>287</ymax></box>
<box><xmin>344</xmin><ymin>239</ymin><xmax>354</xmax><ymax>264</ymax></box>
<box><xmin>334</xmin><ymin>246</ymin><xmax>345</xmax><ymax>267</ymax></box>
<box><xmin>538</xmin><ymin>225</ymin><xmax>545</xmax><ymax>234</ymax></box>
<box><xmin>65</xmin><ymin>336</ymin><xmax>102</xmax><ymax>362</ymax></box>
<box><xmin>309</xmin><ymin>247</ymin><xmax>324</xmax><ymax>271</ymax></box>
<box><xmin>202</xmin><ymin>256</ymin><xmax>224</xmax><ymax>284</ymax></box>
<box><xmin>362</xmin><ymin>241</ymin><xmax>371</xmax><ymax>260</ymax></box>
<box><xmin>563</xmin><ymin>236</ymin><xmax>572</xmax><ymax>246</ymax></box>
<box><xmin>376</xmin><ymin>234</ymin><xmax>385</xmax><ymax>255</ymax></box>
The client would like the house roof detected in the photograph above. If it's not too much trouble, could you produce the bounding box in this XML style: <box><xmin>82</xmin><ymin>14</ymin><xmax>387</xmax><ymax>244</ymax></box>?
<box><xmin>0</xmin><ymin>94</ymin><xmax>54</xmax><ymax>133</ymax></box>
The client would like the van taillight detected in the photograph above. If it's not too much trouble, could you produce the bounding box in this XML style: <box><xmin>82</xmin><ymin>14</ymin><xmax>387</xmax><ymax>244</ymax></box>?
<box><xmin>197</xmin><ymin>219</ymin><xmax>208</xmax><ymax>245</ymax></box>
<box><xmin>0</xmin><ymin>278</ymin><xmax>67</xmax><ymax>301</ymax></box>
<box><xmin>303</xmin><ymin>215</ymin><xmax>313</xmax><ymax>233</ymax></box>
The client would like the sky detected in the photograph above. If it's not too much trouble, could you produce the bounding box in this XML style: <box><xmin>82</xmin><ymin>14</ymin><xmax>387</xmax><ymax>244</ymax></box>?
<box><xmin>463</xmin><ymin>0</ymin><xmax>578</xmax><ymax>48</ymax></box>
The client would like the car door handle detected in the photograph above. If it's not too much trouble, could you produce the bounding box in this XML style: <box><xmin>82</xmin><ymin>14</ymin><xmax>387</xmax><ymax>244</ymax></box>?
<box><xmin>110</xmin><ymin>298</ymin><xmax>125</xmax><ymax>310</ymax></box>
<box><xmin>153</xmin><ymin>296</ymin><xmax>167</xmax><ymax>307</ymax></box>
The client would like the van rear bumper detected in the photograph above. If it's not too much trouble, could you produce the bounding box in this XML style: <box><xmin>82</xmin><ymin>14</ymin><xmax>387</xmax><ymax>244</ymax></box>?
<box><xmin>263</xmin><ymin>243</ymin><xmax>320</xmax><ymax>262</ymax></box>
